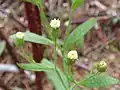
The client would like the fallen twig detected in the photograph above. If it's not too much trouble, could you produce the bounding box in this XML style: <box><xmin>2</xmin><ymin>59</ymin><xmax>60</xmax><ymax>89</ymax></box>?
<box><xmin>0</xmin><ymin>26</ymin><xmax>23</xmax><ymax>72</ymax></box>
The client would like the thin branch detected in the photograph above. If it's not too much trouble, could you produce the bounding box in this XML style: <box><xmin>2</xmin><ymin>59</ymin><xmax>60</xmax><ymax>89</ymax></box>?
<box><xmin>0</xmin><ymin>26</ymin><xmax>23</xmax><ymax>72</ymax></box>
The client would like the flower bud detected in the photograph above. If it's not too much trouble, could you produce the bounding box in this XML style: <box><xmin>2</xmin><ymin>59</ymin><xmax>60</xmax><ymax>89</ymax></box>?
<box><xmin>67</xmin><ymin>50</ymin><xmax>78</xmax><ymax>60</ymax></box>
<box><xmin>50</xmin><ymin>18</ymin><xmax>60</xmax><ymax>29</ymax></box>
<box><xmin>16</xmin><ymin>32</ymin><xmax>24</xmax><ymax>39</ymax></box>
<box><xmin>97</xmin><ymin>61</ymin><xmax>107</xmax><ymax>72</ymax></box>
<box><xmin>67</xmin><ymin>50</ymin><xmax>78</xmax><ymax>65</ymax></box>
<box><xmin>15</xmin><ymin>32</ymin><xmax>24</xmax><ymax>47</ymax></box>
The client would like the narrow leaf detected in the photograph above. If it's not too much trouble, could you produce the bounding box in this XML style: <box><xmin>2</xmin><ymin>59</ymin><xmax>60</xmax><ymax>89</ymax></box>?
<box><xmin>10</xmin><ymin>31</ymin><xmax>53</xmax><ymax>45</ymax></box>
<box><xmin>0</xmin><ymin>41</ymin><xmax>6</xmax><ymax>56</ymax></box>
<box><xmin>80</xmin><ymin>74</ymin><xmax>119</xmax><ymax>88</ymax></box>
<box><xmin>42</xmin><ymin>59</ymin><xmax>69</xmax><ymax>90</ymax></box>
<box><xmin>64</xmin><ymin>18</ymin><xmax>97</xmax><ymax>51</ymax></box>
<box><xmin>71</xmin><ymin>0</ymin><xmax>84</xmax><ymax>10</ymax></box>
<box><xmin>18</xmin><ymin>59</ymin><xmax>69</xmax><ymax>90</ymax></box>
<box><xmin>18</xmin><ymin>63</ymin><xmax>53</xmax><ymax>71</ymax></box>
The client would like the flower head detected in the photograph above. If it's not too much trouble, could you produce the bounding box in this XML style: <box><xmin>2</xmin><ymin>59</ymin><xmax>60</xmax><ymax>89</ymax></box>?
<box><xmin>67</xmin><ymin>50</ymin><xmax>78</xmax><ymax>60</ymax></box>
<box><xmin>16</xmin><ymin>32</ymin><xmax>24</xmax><ymax>39</ymax></box>
<box><xmin>64</xmin><ymin>21</ymin><xmax>69</xmax><ymax>26</ymax></box>
<box><xmin>50</xmin><ymin>18</ymin><xmax>60</xmax><ymax>29</ymax></box>
<box><xmin>97</xmin><ymin>60</ymin><xmax>107</xmax><ymax>72</ymax></box>
<box><xmin>99</xmin><ymin>61</ymin><xmax>107</xmax><ymax>67</ymax></box>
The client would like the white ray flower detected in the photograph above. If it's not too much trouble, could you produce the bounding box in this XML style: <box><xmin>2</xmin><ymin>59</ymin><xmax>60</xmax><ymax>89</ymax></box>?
<box><xmin>50</xmin><ymin>18</ymin><xmax>60</xmax><ymax>29</ymax></box>
<box><xmin>67</xmin><ymin>50</ymin><xmax>78</xmax><ymax>60</ymax></box>
<box><xmin>16</xmin><ymin>32</ymin><xmax>24</xmax><ymax>39</ymax></box>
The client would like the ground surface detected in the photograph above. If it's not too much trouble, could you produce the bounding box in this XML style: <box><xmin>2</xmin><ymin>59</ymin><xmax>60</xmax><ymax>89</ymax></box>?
<box><xmin>0</xmin><ymin>0</ymin><xmax>120</xmax><ymax>90</ymax></box>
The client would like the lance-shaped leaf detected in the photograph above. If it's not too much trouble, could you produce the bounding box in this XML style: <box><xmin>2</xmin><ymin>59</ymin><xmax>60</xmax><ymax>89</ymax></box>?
<box><xmin>80</xmin><ymin>74</ymin><xmax>119</xmax><ymax>88</ymax></box>
<box><xmin>10</xmin><ymin>31</ymin><xmax>53</xmax><ymax>45</ymax></box>
<box><xmin>43</xmin><ymin>59</ymin><xmax>69</xmax><ymax>90</ymax></box>
<box><xmin>18</xmin><ymin>59</ymin><xmax>69</xmax><ymax>90</ymax></box>
<box><xmin>18</xmin><ymin>63</ymin><xmax>53</xmax><ymax>71</ymax></box>
<box><xmin>64</xmin><ymin>18</ymin><xmax>97</xmax><ymax>51</ymax></box>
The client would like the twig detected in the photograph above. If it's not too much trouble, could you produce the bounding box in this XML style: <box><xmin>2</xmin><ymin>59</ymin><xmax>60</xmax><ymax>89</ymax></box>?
<box><xmin>90</xmin><ymin>1</ymin><xmax>107</xmax><ymax>11</ymax></box>
<box><xmin>75</xmin><ymin>62</ymin><xmax>90</xmax><ymax>72</ymax></box>
<box><xmin>0</xmin><ymin>26</ymin><xmax>22</xmax><ymax>72</ymax></box>
<box><xmin>0</xmin><ymin>8</ymin><xmax>27</xmax><ymax>30</ymax></box>
<box><xmin>0</xmin><ymin>64</ymin><xmax>18</xmax><ymax>72</ymax></box>
<box><xmin>72</xmin><ymin>15</ymin><xmax>111</xmax><ymax>25</ymax></box>
<box><xmin>0</xmin><ymin>79</ymin><xmax>11</xmax><ymax>90</ymax></box>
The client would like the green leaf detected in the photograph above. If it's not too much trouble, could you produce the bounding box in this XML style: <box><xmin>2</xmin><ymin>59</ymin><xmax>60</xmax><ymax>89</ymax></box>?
<box><xmin>43</xmin><ymin>59</ymin><xmax>69</xmax><ymax>90</ymax></box>
<box><xmin>75</xmin><ymin>37</ymin><xmax>84</xmax><ymax>48</ymax></box>
<box><xmin>71</xmin><ymin>0</ymin><xmax>84</xmax><ymax>10</ymax></box>
<box><xmin>0</xmin><ymin>41</ymin><xmax>6</xmax><ymax>56</ymax></box>
<box><xmin>18</xmin><ymin>63</ymin><xmax>53</xmax><ymax>71</ymax></box>
<box><xmin>18</xmin><ymin>59</ymin><xmax>68</xmax><ymax>90</ymax></box>
<box><xmin>64</xmin><ymin>18</ymin><xmax>97</xmax><ymax>51</ymax></box>
<box><xmin>22</xmin><ymin>0</ymin><xmax>51</xmax><ymax>37</ymax></box>
<box><xmin>39</xmin><ymin>1</ymin><xmax>52</xmax><ymax>37</ymax></box>
<box><xmin>80</xmin><ymin>74</ymin><xmax>119</xmax><ymax>88</ymax></box>
<box><xmin>10</xmin><ymin>31</ymin><xmax>53</xmax><ymax>45</ymax></box>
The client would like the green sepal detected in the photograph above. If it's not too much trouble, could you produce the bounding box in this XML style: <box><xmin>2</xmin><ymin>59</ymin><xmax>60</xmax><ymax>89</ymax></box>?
<box><xmin>51</xmin><ymin>28</ymin><xmax>60</xmax><ymax>41</ymax></box>
<box><xmin>15</xmin><ymin>38</ymin><xmax>24</xmax><ymax>47</ymax></box>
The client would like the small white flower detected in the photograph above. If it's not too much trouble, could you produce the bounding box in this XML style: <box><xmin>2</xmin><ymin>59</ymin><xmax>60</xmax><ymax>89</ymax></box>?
<box><xmin>67</xmin><ymin>50</ymin><xmax>78</xmax><ymax>60</ymax></box>
<box><xmin>50</xmin><ymin>18</ymin><xmax>60</xmax><ymax>29</ymax></box>
<box><xmin>99</xmin><ymin>61</ymin><xmax>107</xmax><ymax>67</ymax></box>
<box><xmin>16</xmin><ymin>32</ymin><xmax>24</xmax><ymax>39</ymax></box>
<box><xmin>64</xmin><ymin>21</ymin><xmax>69</xmax><ymax>27</ymax></box>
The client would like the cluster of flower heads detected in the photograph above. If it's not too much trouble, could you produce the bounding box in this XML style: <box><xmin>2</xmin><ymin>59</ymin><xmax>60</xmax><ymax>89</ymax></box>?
<box><xmin>14</xmin><ymin>18</ymin><xmax>107</xmax><ymax>73</ymax></box>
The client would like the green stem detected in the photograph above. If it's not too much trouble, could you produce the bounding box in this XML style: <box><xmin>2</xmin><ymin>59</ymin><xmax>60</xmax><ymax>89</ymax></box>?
<box><xmin>70</xmin><ymin>84</ymin><xmax>77</xmax><ymax>90</ymax></box>
<box><xmin>20</xmin><ymin>47</ymin><xmax>35</xmax><ymax>63</ymax></box>
<box><xmin>65</xmin><ymin>9</ymin><xmax>74</xmax><ymax>38</ymax></box>
<box><xmin>68</xmin><ymin>65</ymin><xmax>74</xmax><ymax>82</ymax></box>
<box><xmin>54</xmin><ymin>38</ymin><xmax>68</xmax><ymax>90</ymax></box>
<box><xmin>54</xmin><ymin>38</ymin><xmax>57</xmax><ymax>69</ymax></box>
<box><xmin>70</xmin><ymin>81</ymin><xmax>81</xmax><ymax>90</ymax></box>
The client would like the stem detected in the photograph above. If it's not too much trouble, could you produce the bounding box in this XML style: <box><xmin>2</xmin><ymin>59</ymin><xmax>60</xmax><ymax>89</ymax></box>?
<box><xmin>20</xmin><ymin>47</ymin><xmax>36</xmax><ymax>63</ymax></box>
<box><xmin>70</xmin><ymin>84</ymin><xmax>77</xmax><ymax>90</ymax></box>
<box><xmin>25</xmin><ymin>3</ymin><xmax>44</xmax><ymax>90</ymax></box>
<box><xmin>54</xmin><ymin>38</ymin><xmax>68</xmax><ymax>90</ymax></box>
<box><xmin>65</xmin><ymin>9</ymin><xmax>74</xmax><ymax>38</ymax></box>
<box><xmin>68</xmin><ymin>65</ymin><xmax>74</xmax><ymax>82</ymax></box>
<box><xmin>70</xmin><ymin>81</ymin><xmax>82</xmax><ymax>90</ymax></box>
<box><xmin>54</xmin><ymin>38</ymin><xmax>57</xmax><ymax>69</ymax></box>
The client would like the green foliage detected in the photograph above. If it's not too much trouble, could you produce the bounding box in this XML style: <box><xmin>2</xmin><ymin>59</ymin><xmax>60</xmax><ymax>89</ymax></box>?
<box><xmin>43</xmin><ymin>59</ymin><xmax>69</xmax><ymax>90</ymax></box>
<box><xmin>21</xmin><ymin>0</ymin><xmax>51</xmax><ymax>37</ymax></box>
<box><xmin>71</xmin><ymin>0</ymin><xmax>84</xmax><ymax>10</ymax></box>
<box><xmin>22</xmin><ymin>0</ymin><xmax>41</xmax><ymax>6</ymax></box>
<box><xmin>80</xmin><ymin>74</ymin><xmax>119</xmax><ymax>88</ymax></box>
<box><xmin>18</xmin><ymin>63</ymin><xmax>53</xmax><ymax>71</ymax></box>
<box><xmin>18</xmin><ymin>59</ymin><xmax>68</xmax><ymax>90</ymax></box>
<box><xmin>11</xmin><ymin>0</ymin><xmax>120</xmax><ymax>89</ymax></box>
<box><xmin>18</xmin><ymin>59</ymin><xmax>54</xmax><ymax>71</ymax></box>
<box><xmin>10</xmin><ymin>31</ymin><xmax>53</xmax><ymax>45</ymax></box>
<box><xmin>64</xmin><ymin>18</ymin><xmax>97</xmax><ymax>51</ymax></box>
<box><xmin>0</xmin><ymin>41</ymin><xmax>6</xmax><ymax>56</ymax></box>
